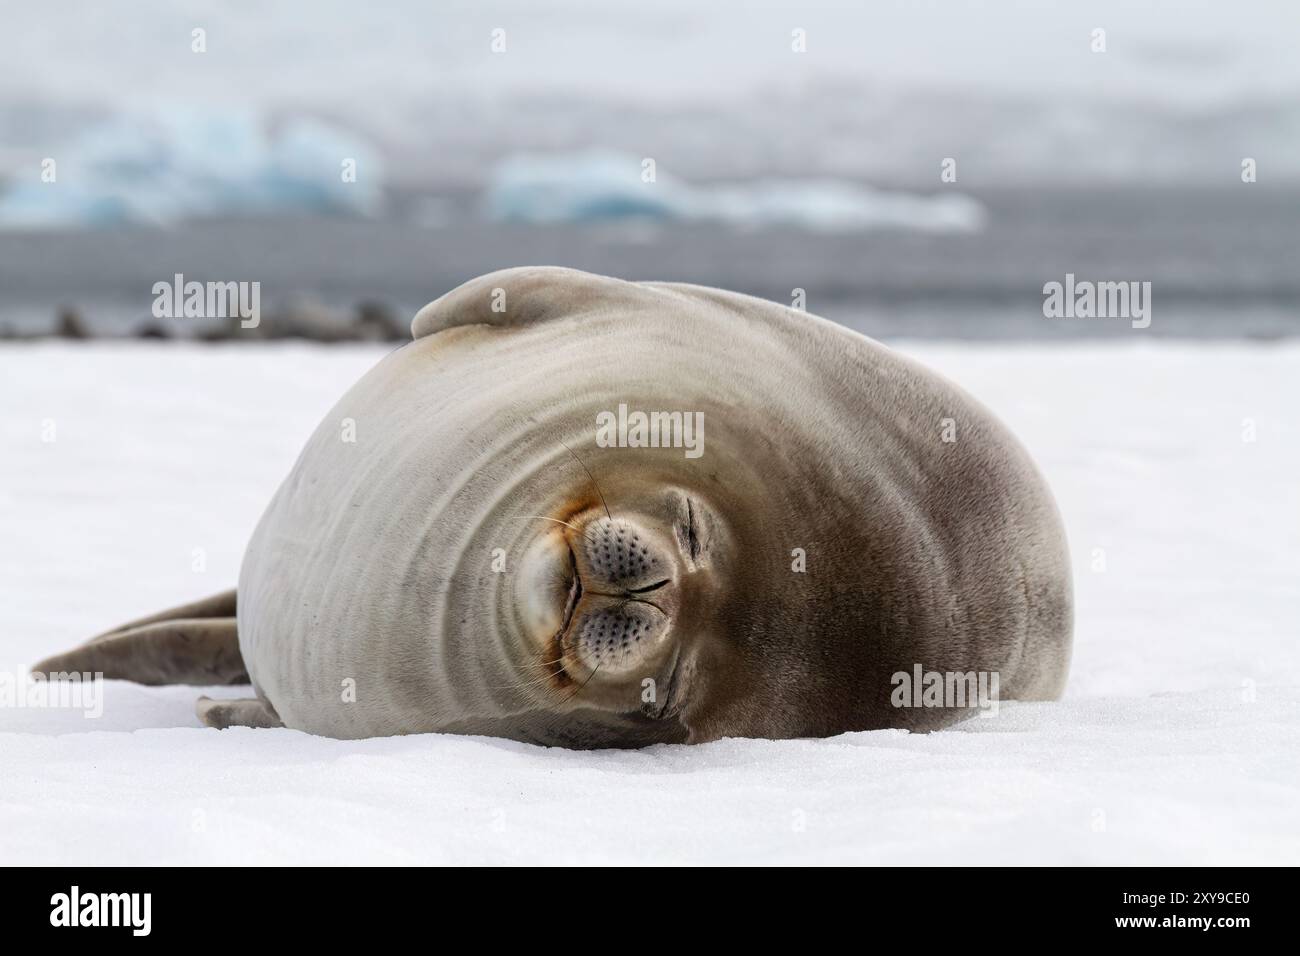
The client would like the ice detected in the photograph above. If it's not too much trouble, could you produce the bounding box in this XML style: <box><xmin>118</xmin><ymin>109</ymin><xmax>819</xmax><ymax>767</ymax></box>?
<box><xmin>485</xmin><ymin>150</ymin><xmax>986</xmax><ymax>232</ymax></box>
<box><xmin>0</xmin><ymin>341</ymin><xmax>1296</xmax><ymax>864</ymax></box>
<box><xmin>0</xmin><ymin>111</ymin><xmax>383</xmax><ymax>228</ymax></box>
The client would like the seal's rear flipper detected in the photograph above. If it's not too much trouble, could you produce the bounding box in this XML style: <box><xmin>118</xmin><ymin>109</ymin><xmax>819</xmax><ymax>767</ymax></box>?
<box><xmin>32</xmin><ymin>590</ymin><xmax>248</xmax><ymax>686</ymax></box>
<box><xmin>196</xmin><ymin>696</ymin><xmax>282</xmax><ymax>729</ymax></box>
<box><xmin>81</xmin><ymin>589</ymin><xmax>237</xmax><ymax>645</ymax></box>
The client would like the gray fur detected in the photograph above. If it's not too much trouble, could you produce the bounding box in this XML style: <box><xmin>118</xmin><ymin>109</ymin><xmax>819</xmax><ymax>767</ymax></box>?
<box><xmin>39</xmin><ymin>267</ymin><xmax>1072</xmax><ymax>744</ymax></box>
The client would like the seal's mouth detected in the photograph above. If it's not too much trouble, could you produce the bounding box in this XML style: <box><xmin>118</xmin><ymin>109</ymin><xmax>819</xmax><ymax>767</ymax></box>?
<box><xmin>544</xmin><ymin>541</ymin><xmax>597</xmax><ymax>690</ymax></box>
<box><xmin>627</xmin><ymin>578</ymin><xmax>670</xmax><ymax>595</ymax></box>
<box><xmin>555</xmin><ymin>539</ymin><xmax>670</xmax><ymax>641</ymax></box>
<box><xmin>556</xmin><ymin>545</ymin><xmax>583</xmax><ymax>642</ymax></box>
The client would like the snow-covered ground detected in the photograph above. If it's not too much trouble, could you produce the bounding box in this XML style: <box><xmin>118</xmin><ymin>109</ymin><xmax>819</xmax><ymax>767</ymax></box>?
<box><xmin>1</xmin><ymin>341</ymin><xmax>1297</xmax><ymax>865</ymax></box>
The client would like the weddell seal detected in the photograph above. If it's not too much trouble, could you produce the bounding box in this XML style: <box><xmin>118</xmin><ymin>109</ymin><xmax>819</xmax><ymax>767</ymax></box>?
<box><xmin>35</xmin><ymin>267</ymin><xmax>1072</xmax><ymax>746</ymax></box>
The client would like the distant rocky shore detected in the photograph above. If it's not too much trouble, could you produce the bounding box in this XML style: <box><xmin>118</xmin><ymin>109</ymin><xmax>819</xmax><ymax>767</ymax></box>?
<box><xmin>0</xmin><ymin>300</ymin><xmax>410</xmax><ymax>343</ymax></box>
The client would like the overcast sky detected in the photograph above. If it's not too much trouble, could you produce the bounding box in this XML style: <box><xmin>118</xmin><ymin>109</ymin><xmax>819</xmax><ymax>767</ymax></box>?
<box><xmin>5</xmin><ymin>1</ymin><xmax>1297</xmax><ymax>112</ymax></box>
<box><xmin>4</xmin><ymin>2</ymin><xmax>1298</xmax><ymax>187</ymax></box>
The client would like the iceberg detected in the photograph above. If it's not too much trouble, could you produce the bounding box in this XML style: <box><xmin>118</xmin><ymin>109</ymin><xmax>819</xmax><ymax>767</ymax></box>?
<box><xmin>0</xmin><ymin>110</ymin><xmax>384</xmax><ymax>228</ymax></box>
<box><xmin>484</xmin><ymin>150</ymin><xmax>985</xmax><ymax>233</ymax></box>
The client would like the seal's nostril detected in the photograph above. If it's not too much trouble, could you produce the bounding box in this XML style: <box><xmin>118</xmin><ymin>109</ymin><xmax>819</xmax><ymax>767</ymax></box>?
<box><xmin>582</xmin><ymin>515</ymin><xmax>671</xmax><ymax>592</ymax></box>
<box><xmin>573</xmin><ymin>599</ymin><xmax>669</xmax><ymax>672</ymax></box>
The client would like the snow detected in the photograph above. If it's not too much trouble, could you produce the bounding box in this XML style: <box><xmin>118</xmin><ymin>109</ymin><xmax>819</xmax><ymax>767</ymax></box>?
<box><xmin>2</xmin><ymin>341</ymin><xmax>1297</xmax><ymax>865</ymax></box>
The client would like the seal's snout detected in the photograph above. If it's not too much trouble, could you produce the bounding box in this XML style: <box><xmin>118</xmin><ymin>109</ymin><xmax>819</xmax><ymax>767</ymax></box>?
<box><xmin>513</xmin><ymin>507</ymin><xmax>686</xmax><ymax>696</ymax></box>
<box><xmin>566</xmin><ymin>516</ymin><xmax>675</xmax><ymax>675</ymax></box>
<box><xmin>581</xmin><ymin>517</ymin><xmax>670</xmax><ymax>593</ymax></box>
<box><xmin>574</xmin><ymin>602</ymin><xmax>669</xmax><ymax>671</ymax></box>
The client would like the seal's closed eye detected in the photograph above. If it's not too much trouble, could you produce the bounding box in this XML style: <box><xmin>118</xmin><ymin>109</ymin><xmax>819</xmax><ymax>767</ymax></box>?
<box><xmin>667</xmin><ymin>490</ymin><xmax>713</xmax><ymax>569</ymax></box>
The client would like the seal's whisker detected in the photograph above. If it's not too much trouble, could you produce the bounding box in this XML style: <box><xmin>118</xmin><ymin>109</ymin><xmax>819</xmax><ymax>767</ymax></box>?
<box><xmin>562</xmin><ymin>662</ymin><xmax>602</xmax><ymax>704</ymax></box>
<box><xmin>484</xmin><ymin>654</ymin><xmax>572</xmax><ymax>690</ymax></box>
<box><xmin>559</xmin><ymin>439</ymin><xmax>614</xmax><ymax>521</ymax></box>
<box><xmin>517</xmin><ymin>515</ymin><xmax>581</xmax><ymax>532</ymax></box>
<box><xmin>484</xmin><ymin>663</ymin><xmax>568</xmax><ymax>691</ymax></box>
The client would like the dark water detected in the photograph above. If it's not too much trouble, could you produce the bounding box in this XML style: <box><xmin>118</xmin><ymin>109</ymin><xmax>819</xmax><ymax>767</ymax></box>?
<box><xmin>1</xmin><ymin>187</ymin><xmax>1297</xmax><ymax>340</ymax></box>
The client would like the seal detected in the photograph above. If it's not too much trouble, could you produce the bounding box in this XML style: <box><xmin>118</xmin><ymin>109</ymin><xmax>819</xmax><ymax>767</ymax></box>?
<box><xmin>35</xmin><ymin>267</ymin><xmax>1072</xmax><ymax>746</ymax></box>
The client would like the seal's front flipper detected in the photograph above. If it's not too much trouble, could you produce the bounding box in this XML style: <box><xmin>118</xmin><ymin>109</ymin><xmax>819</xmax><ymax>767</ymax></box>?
<box><xmin>33</xmin><ymin>603</ymin><xmax>247</xmax><ymax>686</ymax></box>
<box><xmin>196</xmin><ymin>696</ymin><xmax>283</xmax><ymax>730</ymax></box>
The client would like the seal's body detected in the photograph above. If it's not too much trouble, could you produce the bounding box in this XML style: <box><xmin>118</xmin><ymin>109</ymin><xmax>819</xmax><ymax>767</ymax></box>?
<box><xmin>37</xmin><ymin>268</ymin><xmax>1072</xmax><ymax>746</ymax></box>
